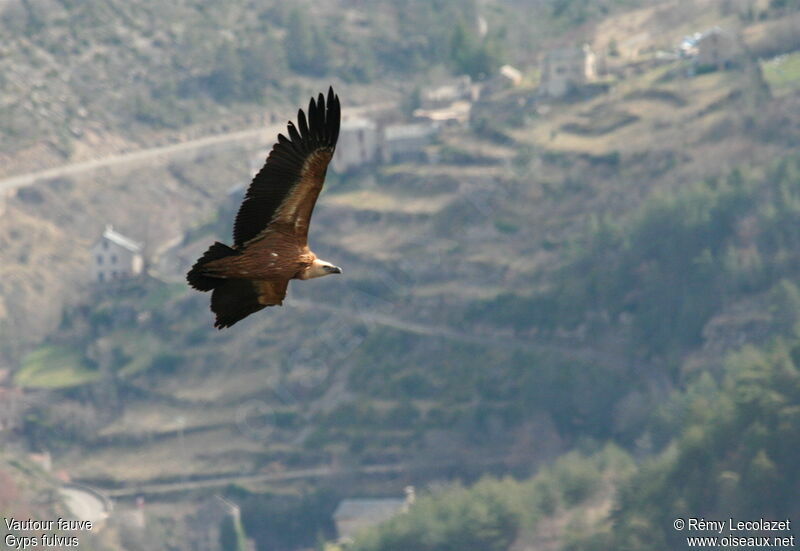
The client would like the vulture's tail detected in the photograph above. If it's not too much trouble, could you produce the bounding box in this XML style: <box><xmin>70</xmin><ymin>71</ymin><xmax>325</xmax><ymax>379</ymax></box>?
<box><xmin>186</xmin><ymin>242</ymin><xmax>238</xmax><ymax>292</ymax></box>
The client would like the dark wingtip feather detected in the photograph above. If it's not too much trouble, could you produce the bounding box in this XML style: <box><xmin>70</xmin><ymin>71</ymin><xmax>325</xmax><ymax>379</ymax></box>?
<box><xmin>186</xmin><ymin>241</ymin><xmax>238</xmax><ymax>292</ymax></box>
<box><xmin>308</xmin><ymin>95</ymin><xmax>317</xmax><ymax>125</ymax></box>
<box><xmin>215</xmin><ymin>319</ymin><xmax>235</xmax><ymax>330</ymax></box>
<box><xmin>231</xmin><ymin>88</ymin><xmax>343</xmax><ymax>246</ymax></box>
<box><xmin>297</xmin><ymin>108</ymin><xmax>309</xmax><ymax>138</ymax></box>
<box><xmin>328</xmin><ymin>87</ymin><xmax>341</xmax><ymax>145</ymax></box>
<box><xmin>210</xmin><ymin>279</ymin><xmax>266</xmax><ymax>329</ymax></box>
<box><xmin>287</xmin><ymin>121</ymin><xmax>301</xmax><ymax>144</ymax></box>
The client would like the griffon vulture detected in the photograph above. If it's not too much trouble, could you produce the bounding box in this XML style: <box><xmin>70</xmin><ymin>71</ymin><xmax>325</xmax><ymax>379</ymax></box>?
<box><xmin>187</xmin><ymin>87</ymin><xmax>342</xmax><ymax>328</ymax></box>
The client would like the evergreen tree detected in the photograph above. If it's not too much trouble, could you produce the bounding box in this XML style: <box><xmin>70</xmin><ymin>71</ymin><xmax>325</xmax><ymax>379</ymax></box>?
<box><xmin>285</xmin><ymin>8</ymin><xmax>314</xmax><ymax>73</ymax></box>
<box><xmin>450</xmin><ymin>20</ymin><xmax>502</xmax><ymax>79</ymax></box>
<box><xmin>284</xmin><ymin>8</ymin><xmax>329</xmax><ymax>76</ymax></box>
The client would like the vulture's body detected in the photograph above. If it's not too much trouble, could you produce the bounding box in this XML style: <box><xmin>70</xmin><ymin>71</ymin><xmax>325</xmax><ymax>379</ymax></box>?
<box><xmin>187</xmin><ymin>88</ymin><xmax>342</xmax><ymax>328</ymax></box>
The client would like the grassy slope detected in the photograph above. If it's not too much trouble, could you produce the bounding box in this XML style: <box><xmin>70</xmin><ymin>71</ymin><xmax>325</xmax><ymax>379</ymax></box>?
<box><xmin>15</xmin><ymin>345</ymin><xmax>99</xmax><ymax>388</ymax></box>
<box><xmin>762</xmin><ymin>50</ymin><xmax>800</xmax><ymax>95</ymax></box>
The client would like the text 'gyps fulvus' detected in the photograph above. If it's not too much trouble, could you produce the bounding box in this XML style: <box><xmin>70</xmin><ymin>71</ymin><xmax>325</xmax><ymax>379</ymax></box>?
<box><xmin>187</xmin><ymin>88</ymin><xmax>342</xmax><ymax>329</ymax></box>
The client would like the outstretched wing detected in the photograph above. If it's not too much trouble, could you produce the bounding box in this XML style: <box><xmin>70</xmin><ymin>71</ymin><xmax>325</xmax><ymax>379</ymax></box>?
<box><xmin>211</xmin><ymin>279</ymin><xmax>289</xmax><ymax>329</ymax></box>
<box><xmin>233</xmin><ymin>87</ymin><xmax>341</xmax><ymax>247</ymax></box>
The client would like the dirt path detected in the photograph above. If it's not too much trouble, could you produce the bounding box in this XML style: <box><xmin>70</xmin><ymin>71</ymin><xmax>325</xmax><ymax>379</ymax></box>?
<box><xmin>288</xmin><ymin>297</ymin><xmax>631</xmax><ymax>369</ymax></box>
<box><xmin>101</xmin><ymin>456</ymin><xmax>512</xmax><ymax>498</ymax></box>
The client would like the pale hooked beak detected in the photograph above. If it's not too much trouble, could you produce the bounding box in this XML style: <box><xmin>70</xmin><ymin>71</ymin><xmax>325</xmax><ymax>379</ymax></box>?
<box><xmin>327</xmin><ymin>265</ymin><xmax>342</xmax><ymax>274</ymax></box>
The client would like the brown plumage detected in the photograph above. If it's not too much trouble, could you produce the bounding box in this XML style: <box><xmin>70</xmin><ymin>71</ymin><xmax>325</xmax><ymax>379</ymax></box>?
<box><xmin>187</xmin><ymin>87</ymin><xmax>342</xmax><ymax>328</ymax></box>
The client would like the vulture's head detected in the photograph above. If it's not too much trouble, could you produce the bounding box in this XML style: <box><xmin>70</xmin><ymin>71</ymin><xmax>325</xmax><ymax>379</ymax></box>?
<box><xmin>299</xmin><ymin>258</ymin><xmax>342</xmax><ymax>280</ymax></box>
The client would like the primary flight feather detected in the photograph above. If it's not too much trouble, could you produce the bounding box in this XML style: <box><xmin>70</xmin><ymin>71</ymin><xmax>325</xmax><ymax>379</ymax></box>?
<box><xmin>187</xmin><ymin>87</ymin><xmax>342</xmax><ymax>329</ymax></box>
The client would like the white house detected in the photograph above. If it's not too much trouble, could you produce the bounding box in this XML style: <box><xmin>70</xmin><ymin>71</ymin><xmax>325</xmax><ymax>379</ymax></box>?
<box><xmin>332</xmin><ymin>117</ymin><xmax>379</xmax><ymax>173</ymax></box>
<box><xmin>695</xmin><ymin>27</ymin><xmax>738</xmax><ymax>70</ymax></box>
<box><xmin>540</xmin><ymin>44</ymin><xmax>597</xmax><ymax>98</ymax></box>
<box><xmin>420</xmin><ymin>75</ymin><xmax>477</xmax><ymax>109</ymax></box>
<box><xmin>90</xmin><ymin>225</ymin><xmax>143</xmax><ymax>283</ymax></box>
<box><xmin>381</xmin><ymin>123</ymin><xmax>439</xmax><ymax>163</ymax></box>
<box><xmin>333</xmin><ymin>487</ymin><xmax>415</xmax><ymax>543</ymax></box>
<box><xmin>187</xmin><ymin>496</ymin><xmax>254</xmax><ymax>551</ymax></box>
<box><xmin>499</xmin><ymin>64</ymin><xmax>523</xmax><ymax>86</ymax></box>
<box><xmin>482</xmin><ymin>64</ymin><xmax>523</xmax><ymax>97</ymax></box>
<box><xmin>413</xmin><ymin>100</ymin><xmax>472</xmax><ymax>127</ymax></box>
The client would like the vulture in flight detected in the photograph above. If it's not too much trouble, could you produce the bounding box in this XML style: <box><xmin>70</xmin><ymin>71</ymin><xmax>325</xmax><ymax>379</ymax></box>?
<box><xmin>187</xmin><ymin>88</ymin><xmax>342</xmax><ymax>328</ymax></box>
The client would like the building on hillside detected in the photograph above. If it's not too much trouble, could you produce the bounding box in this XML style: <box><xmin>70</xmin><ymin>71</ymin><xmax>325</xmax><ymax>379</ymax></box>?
<box><xmin>187</xmin><ymin>495</ymin><xmax>254</xmax><ymax>551</ymax></box>
<box><xmin>334</xmin><ymin>487</ymin><xmax>415</xmax><ymax>543</ymax></box>
<box><xmin>499</xmin><ymin>64</ymin><xmax>523</xmax><ymax>86</ymax></box>
<box><xmin>679</xmin><ymin>32</ymin><xmax>702</xmax><ymax>58</ymax></box>
<box><xmin>413</xmin><ymin>100</ymin><xmax>472</xmax><ymax>127</ymax></box>
<box><xmin>330</xmin><ymin>115</ymin><xmax>444</xmax><ymax>169</ymax></box>
<box><xmin>382</xmin><ymin>123</ymin><xmax>439</xmax><ymax>163</ymax></box>
<box><xmin>420</xmin><ymin>75</ymin><xmax>477</xmax><ymax>109</ymax></box>
<box><xmin>90</xmin><ymin>225</ymin><xmax>144</xmax><ymax>283</ymax></box>
<box><xmin>540</xmin><ymin>44</ymin><xmax>597</xmax><ymax>98</ymax></box>
<box><xmin>482</xmin><ymin>64</ymin><xmax>524</xmax><ymax>97</ymax></box>
<box><xmin>695</xmin><ymin>27</ymin><xmax>739</xmax><ymax>70</ymax></box>
<box><xmin>332</xmin><ymin>117</ymin><xmax>380</xmax><ymax>173</ymax></box>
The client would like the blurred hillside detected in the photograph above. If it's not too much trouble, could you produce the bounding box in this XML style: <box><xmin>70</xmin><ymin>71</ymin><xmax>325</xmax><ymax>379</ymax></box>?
<box><xmin>0</xmin><ymin>0</ymin><xmax>577</xmax><ymax>173</ymax></box>
<box><xmin>1</xmin><ymin>0</ymin><xmax>799</xmax><ymax>550</ymax></box>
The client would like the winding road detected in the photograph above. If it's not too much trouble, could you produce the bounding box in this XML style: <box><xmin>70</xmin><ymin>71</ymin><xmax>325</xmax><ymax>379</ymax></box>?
<box><xmin>0</xmin><ymin>125</ymin><xmax>278</xmax><ymax>194</ymax></box>
<box><xmin>0</xmin><ymin>102</ymin><xmax>394</xmax><ymax>195</ymax></box>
